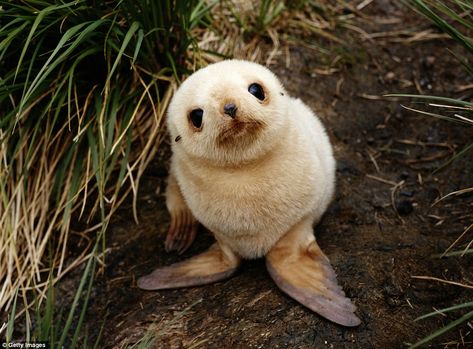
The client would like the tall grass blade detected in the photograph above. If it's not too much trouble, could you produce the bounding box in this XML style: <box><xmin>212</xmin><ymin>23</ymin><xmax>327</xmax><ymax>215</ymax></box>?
<box><xmin>415</xmin><ymin>301</ymin><xmax>473</xmax><ymax>320</ymax></box>
<box><xmin>14</xmin><ymin>1</ymin><xmax>82</xmax><ymax>81</ymax></box>
<box><xmin>407</xmin><ymin>0</ymin><xmax>473</xmax><ymax>53</ymax></box>
<box><xmin>434</xmin><ymin>142</ymin><xmax>473</xmax><ymax>173</ymax></box>
<box><xmin>387</xmin><ymin>94</ymin><xmax>473</xmax><ymax>108</ymax></box>
<box><xmin>106</xmin><ymin>21</ymin><xmax>141</xmax><ymax>86</ymax></box>
<box><xmin>57</xmin><ymin>248</ymin><xmax>97</xmax><ymax>348</ymax></box>
<box><xmin>6</xmin><ymin>288</ymin><xmax>18</xmax><ymax>342</ymax></box>
<box><xmin>409</xmin><ymin>310</ymin><xmax>473</xmax><ymax>348</ymax></box>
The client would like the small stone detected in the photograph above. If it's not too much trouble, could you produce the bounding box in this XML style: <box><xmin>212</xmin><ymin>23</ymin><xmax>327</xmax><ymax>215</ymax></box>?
<box><xmin>396</xmin><ymin>200</ymin><xmax>413</xmax><ymax>215</ymax></box>
<box><xmin>423</xmin><ymin>56</ymin><xmax>436</xmax><ymax>69</ymax></box>
<box><xmin>420</xmin><ymin>77</ymin><xmax>430</xmax><ymax>87</ymax></box>
<box><xmin>385</xmin><ymin>72</ymin><xmax>395</xmax><ymax>82</ymax></box>
<box><xmin>400</xmin><ymin>190</ymin><xmax>415</xmax><ymax>197</ymax></box>
<box><xmin>399</xmin><ymin>172</ymin><xmax>409</xmax><ymax>180</ymax></box>
<box><xmin>336</xmin><ymin>159</ymin><xmax>360</xmax><ymax>175</ymax></box>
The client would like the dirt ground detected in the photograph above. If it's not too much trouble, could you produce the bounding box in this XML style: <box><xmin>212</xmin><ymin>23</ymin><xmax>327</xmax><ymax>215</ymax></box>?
<box><xmin>77</xmin><ymin>2</ymin><xmax>473</xmax><ymax>348</ymax></box>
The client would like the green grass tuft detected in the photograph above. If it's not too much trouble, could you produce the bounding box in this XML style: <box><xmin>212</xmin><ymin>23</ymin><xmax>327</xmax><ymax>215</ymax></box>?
<box><xmin>0</xmin><ymin>0</ymin><xmax>213</xmax><ymax>344</ymax></box>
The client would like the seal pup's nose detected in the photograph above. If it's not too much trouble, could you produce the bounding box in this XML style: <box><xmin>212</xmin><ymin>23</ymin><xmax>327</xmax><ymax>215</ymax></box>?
<box><xmin>223</xmin><ymin>103</ymin><xmax>237</xmax><ymax>118</ymax></box>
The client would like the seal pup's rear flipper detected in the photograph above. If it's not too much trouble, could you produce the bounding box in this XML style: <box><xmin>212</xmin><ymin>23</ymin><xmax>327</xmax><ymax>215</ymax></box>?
<box><xmin>266</xmin><ymin>218</ymin><xmax>361</xmax><ymax>327</ymax></box>
<box><xmin>138</xmin><ymin>242</ymin><xmax>240</xmax><ymax>290</ymax></box>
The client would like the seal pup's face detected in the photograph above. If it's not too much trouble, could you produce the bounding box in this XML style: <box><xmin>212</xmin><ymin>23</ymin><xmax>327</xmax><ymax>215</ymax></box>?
<box><xmin>167</xmin><ymin>60</ymin><xmax>289</xmax><ymax>166</ymax></box>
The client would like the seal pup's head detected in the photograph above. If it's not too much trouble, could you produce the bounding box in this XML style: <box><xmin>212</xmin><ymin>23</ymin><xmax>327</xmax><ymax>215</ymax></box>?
<box><xmin>167</xmin><ymin>60</ymin><xmax>289</xmax><ymax>166</ymax></box>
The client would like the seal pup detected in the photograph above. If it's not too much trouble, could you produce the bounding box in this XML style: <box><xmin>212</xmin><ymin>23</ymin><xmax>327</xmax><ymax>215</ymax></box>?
<box><xmin>138</xmin><ymin>60</ymin><xmax>360</xmax><ymax>327</ymax></box>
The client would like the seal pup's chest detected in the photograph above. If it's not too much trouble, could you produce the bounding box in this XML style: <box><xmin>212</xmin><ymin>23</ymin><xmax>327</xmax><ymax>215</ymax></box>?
<box><xmin>174</xmin><ymin>149</ymin><xmax>319</xmax><ymax>238</ymax></box>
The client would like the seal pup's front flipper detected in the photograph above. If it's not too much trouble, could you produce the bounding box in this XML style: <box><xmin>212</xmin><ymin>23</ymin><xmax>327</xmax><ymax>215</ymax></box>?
<box><xmin>164</xmin><ymin>171</ymin><xmax>198</xmax><ymax>254</ymax></box>
<box><xmin>266</xmin><ymin>218</ymin><xmax>361</xmax><ymax>327</ymax></box>
<box><xmin>138</xmin><ymin>242</ymin><xmax>240</xmax><ymax>290</ymax></box>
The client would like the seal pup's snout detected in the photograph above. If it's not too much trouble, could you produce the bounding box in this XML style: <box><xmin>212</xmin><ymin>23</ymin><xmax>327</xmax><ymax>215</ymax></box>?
<box><xmin>223</xmin><ymin>103</ymin><xmax>237</xmax><ymax>119</ymax></box>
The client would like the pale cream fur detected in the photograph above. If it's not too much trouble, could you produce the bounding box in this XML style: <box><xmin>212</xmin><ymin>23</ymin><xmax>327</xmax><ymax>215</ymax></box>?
<box><xmin>166</xmin><ymin>60</ymin><xmax>335</xmax><ymax>259</ymax></box>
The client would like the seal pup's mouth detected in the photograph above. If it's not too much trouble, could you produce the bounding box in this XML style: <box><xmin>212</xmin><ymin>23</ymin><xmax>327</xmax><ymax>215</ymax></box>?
<box><xmin>216</xmin><ymin>117</ymin><xmax>266</xmax><ymax>146</ymax></box>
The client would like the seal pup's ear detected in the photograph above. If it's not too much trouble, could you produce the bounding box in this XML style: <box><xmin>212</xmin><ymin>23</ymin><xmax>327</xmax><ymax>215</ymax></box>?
<box><xmin>137</xmin><ymin>242</ymin><xmax>241</xmax><ymax>290</ymax></box>
<box><xmin>266</xmin><ymin>217</ymin><xmax>361</xmax><ymax>327</ymax></box>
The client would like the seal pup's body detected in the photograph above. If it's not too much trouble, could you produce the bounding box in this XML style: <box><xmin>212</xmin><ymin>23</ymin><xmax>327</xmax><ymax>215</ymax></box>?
<box><xmin>138</xmin><ymin>60</ymin><xmax>360</xmax><ymax>327</ymax></box>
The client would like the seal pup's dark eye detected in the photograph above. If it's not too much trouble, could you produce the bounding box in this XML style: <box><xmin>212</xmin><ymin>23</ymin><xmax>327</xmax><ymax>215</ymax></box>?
<box><xmin>248</xmin><ymin>83</ymin><xmax>265</xmax><ymax>101</ymax></box>
<box><xmin>189</xmin><ymin>109</ymin><xmax>203</xmax><ymax>128</ymax></box>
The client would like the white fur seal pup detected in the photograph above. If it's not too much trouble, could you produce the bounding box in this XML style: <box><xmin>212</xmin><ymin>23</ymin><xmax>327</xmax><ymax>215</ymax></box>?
<box><xmin>138</xmin><ymin>60</ymin><xmax>360</xmax><ymax>327</ymax></box>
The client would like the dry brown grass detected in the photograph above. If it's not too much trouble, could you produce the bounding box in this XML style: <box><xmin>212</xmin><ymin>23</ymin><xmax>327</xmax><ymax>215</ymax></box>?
<box><xmin>197</xmin><ymin>1</ymin><xmax>353</xmax><ymax>67</ymax></box>
<box><xmin>0</xmin><ymin>74</ymin><xmax>173</xmax><ymax>321</ymax></box>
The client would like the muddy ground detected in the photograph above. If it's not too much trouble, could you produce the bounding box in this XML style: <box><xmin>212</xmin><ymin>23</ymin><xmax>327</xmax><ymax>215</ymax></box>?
<box><xmin>75</xmin><ymin>2</ymin><xmax>473</xmax><ymax>348</ymax></box>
